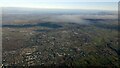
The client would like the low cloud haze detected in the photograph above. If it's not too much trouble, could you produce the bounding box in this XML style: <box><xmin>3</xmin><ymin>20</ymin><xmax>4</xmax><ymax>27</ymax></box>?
<box><xmin>41</xmin><ymin>14</ymin><xmax>117</xmax><ymax>24</ymax></box>
<box><xmin>41</xmin><ymin>15</ymin><xmax>89</xmax><ymax>24</ymax></box>
<box><xmin>2</xmin><ymin>7</ymin><xmax>118</xmax><ymax>25</ymax></box>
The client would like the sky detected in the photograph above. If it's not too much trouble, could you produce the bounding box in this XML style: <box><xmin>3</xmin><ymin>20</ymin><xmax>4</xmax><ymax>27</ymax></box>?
<box><xmin>0</xmin><ymin>0</ymin><xmax>119</xmax><ymax>11</ymax></box>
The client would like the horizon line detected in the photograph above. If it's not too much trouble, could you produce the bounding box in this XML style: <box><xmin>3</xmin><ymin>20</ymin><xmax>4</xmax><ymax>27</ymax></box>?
<box><xmin>2</xmin><ymin>7</ymin><xmax>117</xmax><ymax>12</ymax></box>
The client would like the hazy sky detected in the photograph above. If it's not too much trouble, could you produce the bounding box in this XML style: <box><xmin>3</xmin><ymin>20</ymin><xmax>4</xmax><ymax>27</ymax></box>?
<box><xmin>0</xmin><ymin>0</ymin><xmax>118</xmax><ymax>11</ymax></box>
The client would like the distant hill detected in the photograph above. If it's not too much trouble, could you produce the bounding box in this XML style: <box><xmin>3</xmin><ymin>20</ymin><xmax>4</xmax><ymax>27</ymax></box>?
<box><xmin>2</xmin><ymin>7</ymin><xmax>117</xmax><ymax>15</ymax></box>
